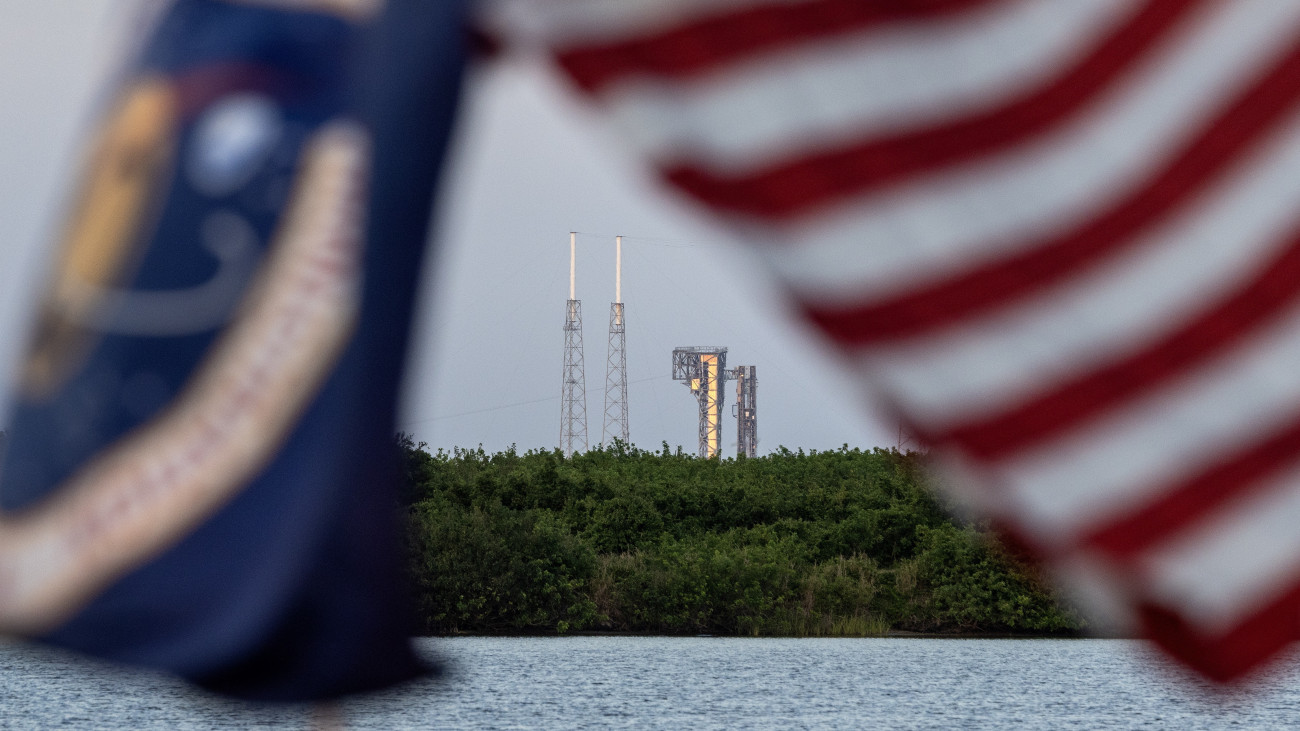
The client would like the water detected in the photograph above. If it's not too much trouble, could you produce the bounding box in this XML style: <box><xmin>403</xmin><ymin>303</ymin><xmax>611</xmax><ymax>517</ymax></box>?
<box><xmin>4</xmin><ymin>637</ymin><xmax>1300</xmax><ymax>729</ymax></box>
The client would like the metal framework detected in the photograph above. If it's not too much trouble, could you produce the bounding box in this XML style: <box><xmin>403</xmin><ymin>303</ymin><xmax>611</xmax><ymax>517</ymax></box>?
<box><xmin>672</xmin><ymin>348</ymin><xmax>759</xmax><ymax>459</ymax></box>
<box><xmin>603</xmin><ymin>301</ymin><xmax>628</xmax><ymax>446</ymax></box>
<box><xmin>603</xmin><ymin>236</ymin><xmax>629</xmax><ymax>447</ymax></box>
<box><xmin>560</xmin><ymin>233</ymin><xmax>587</xmax><ymax>456</ymax></box>
<box><xmin>732</xmin><ymin>366</ymin><xmax>757</xmax><ymax>458</ymax></box>
<box><xmin>672</xmin><ymin>347</ymin><xmax>728</xmax><ymax>458</ymax></box>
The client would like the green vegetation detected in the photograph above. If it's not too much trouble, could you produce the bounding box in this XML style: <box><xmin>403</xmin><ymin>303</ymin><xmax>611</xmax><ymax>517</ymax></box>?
<box><xmin>399</xmin><ymin>436</ymin><xmax>1083</xmax><ymax>638</ymax></box>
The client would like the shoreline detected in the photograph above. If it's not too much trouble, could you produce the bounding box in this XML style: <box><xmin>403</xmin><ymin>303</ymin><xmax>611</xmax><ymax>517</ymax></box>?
<box><xmin>421</xmin><ymin>629</ymin><xmax>1110</xmax><ymax>640</ymax></box>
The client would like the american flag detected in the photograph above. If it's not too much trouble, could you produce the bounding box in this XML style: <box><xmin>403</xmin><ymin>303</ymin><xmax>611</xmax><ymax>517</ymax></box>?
<box><xmin>483</xmin><ymin>0</ymin><xmax>1300</xmax><ymax>681</ymax></box>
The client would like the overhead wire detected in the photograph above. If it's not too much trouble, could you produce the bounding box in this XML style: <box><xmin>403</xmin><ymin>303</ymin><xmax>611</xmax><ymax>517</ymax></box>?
<box><xmin>572</xmin><ymin>230</ymin><xmax>727</xmax><ymax>249</ymax></box>
<box><xmin>402</xmin><ymin>375</ymin><xmax>661</xmax><ymax>427</ymax></box>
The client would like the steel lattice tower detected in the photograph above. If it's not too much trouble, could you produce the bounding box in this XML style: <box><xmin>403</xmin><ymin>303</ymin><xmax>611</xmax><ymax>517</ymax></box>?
<box><xmin>560</xmin><ymin>232</ymin><xmax>588</xmax><ymax>456</ymax></box>
<box><xmin>733</xmin><ymin>366</ymin><xmax>757</xmax><ymax>458</ymax></box>
<box><xmin>672</xmin><ymin>347</ymin><xmax>728</xmax><ymax>458</ymax></box>
<box><xmin>673</xmin><ymin>349</ymin><xmax>759</xmax><ymax>459</ymax></box>
<box><xmin>603</xmin><ymin>236</ymin><xmax>629</xmax><ymax>447</ymax></box>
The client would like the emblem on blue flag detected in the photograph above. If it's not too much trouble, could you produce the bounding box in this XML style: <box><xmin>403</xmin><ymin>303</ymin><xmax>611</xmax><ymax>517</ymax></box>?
<box><xmin>0</xmin><ymin>0</ymin><xmax>470</xmax><ymax>700</ymax></box>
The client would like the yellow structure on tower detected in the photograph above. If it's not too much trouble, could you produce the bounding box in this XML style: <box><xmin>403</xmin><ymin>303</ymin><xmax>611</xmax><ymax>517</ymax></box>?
<box><xmin>672</xmin><ymin>347</ymin><xmax>756</xmax><ymax>459</ymax></box>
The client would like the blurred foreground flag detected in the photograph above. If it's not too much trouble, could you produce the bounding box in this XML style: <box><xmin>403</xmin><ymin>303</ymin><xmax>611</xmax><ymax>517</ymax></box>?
<box><xmin>0</xmin><ymin>0</ymin><xmax>468</xmax><ymax>699</ymax></box>
<box><xmin>483</xmin><ymin>0</ymin><xmax>1300</xmax><ymax>681</ymax></box>
<box><xmin>10</xmin><ymin>0</ymin><xmax>1300</xmax><ymax>699</ymax></box>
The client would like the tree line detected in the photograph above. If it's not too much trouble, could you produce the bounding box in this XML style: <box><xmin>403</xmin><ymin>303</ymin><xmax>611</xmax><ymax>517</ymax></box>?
<box><xmin>399</xmin><ymin>437</ymin><xmax>1083</xmax><ymax>637</ymax></box>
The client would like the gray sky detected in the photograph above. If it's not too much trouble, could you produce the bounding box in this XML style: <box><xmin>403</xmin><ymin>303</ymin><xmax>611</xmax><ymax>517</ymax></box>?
<box><xmin>0</xmin><ymin>2</ymin><xmax>895</xmax><ymax>457</ymax></box>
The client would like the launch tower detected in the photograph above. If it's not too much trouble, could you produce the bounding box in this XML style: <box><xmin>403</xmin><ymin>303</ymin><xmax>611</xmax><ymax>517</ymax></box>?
<box><xmin>672</xmin><ymin>348</ymin><xmax>758</xmax><ymax>458</ymax></box>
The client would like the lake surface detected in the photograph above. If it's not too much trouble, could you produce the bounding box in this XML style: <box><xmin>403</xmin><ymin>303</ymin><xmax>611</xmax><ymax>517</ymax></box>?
<box><xmin>3</xmin><ymin>637</ymin><xmax>1300</xmax><ymax>729</ymax></box>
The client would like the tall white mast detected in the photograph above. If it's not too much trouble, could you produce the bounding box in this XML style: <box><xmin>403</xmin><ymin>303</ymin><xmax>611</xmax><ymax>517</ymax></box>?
<box><xmin>603</xmin><ymin>235</ymin><xmax>630</xmax><ymax>447</ymax></box>
<box><xmin>560</xmin><ymin>231</ymin><xmax>587</xmax><ymax>456</ymax></box>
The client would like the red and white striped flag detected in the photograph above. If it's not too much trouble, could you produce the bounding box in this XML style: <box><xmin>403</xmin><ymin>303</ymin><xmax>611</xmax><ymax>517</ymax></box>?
<box><xmin>485</xmin><ymin>0</ymin><xmax>1300</xmax><ymax>681</ymax></box>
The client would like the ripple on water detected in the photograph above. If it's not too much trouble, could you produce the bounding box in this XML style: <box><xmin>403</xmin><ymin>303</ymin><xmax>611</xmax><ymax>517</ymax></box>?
<box><xmin>3</xmin><ymin>637</ymin><xmax>1300</xmax><ymax>729</ymax></box>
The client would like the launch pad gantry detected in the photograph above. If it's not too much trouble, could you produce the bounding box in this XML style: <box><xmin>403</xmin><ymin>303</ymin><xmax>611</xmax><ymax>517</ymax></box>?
<box><xmin>672</xmin><ymin>347</ymin><xmax>757</xmax><ymax>459</ymax></box>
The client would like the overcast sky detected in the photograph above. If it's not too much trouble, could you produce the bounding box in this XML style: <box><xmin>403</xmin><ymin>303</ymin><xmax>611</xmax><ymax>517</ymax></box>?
<box><xmin>0</xmin><ymin>2</ymin><xmax>896</xmax><ymax>457</ymax></box>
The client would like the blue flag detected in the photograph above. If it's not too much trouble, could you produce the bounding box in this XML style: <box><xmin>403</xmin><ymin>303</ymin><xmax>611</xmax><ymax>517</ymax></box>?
<box><xmin>0</xmin><ymin>0</ymin><xmax>467</xmax><ymax>700</ymax></box>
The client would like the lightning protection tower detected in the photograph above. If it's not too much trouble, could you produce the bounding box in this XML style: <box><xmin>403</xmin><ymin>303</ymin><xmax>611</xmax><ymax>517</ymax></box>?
<box><xmin>672</xmin><ymin>347</ymin><xmax>728</xmax><ymax>458</ymax></box>
<box><xmin>560</xmin><ymin>232</ymin><xmax>588</xmax><ymax>457</ymax></box>
<box><xmin>603</xmin><ymin>235</ymin><xmax>629</xmax><ymax>447</ymax></box>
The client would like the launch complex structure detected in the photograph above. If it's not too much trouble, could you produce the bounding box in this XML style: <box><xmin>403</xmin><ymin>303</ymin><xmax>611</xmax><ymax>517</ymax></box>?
<box><xmin>671</xmin><ymin>348</ymin><xmax>757</xmax><ymax>459</ymax></box>
<box><xmin>603</xmin><ymin>236</ymin><xmax>629</xmax><ymax>448</ymax></box>
<box><xmin>559</xmin><ymin>233</ymin><xmax>588</xmax><ymax>457</ymax></box>
<box><xmin>560</xmin><ymin>232</ymin><xmax>757</xmax><ymax>459</ymax></box>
